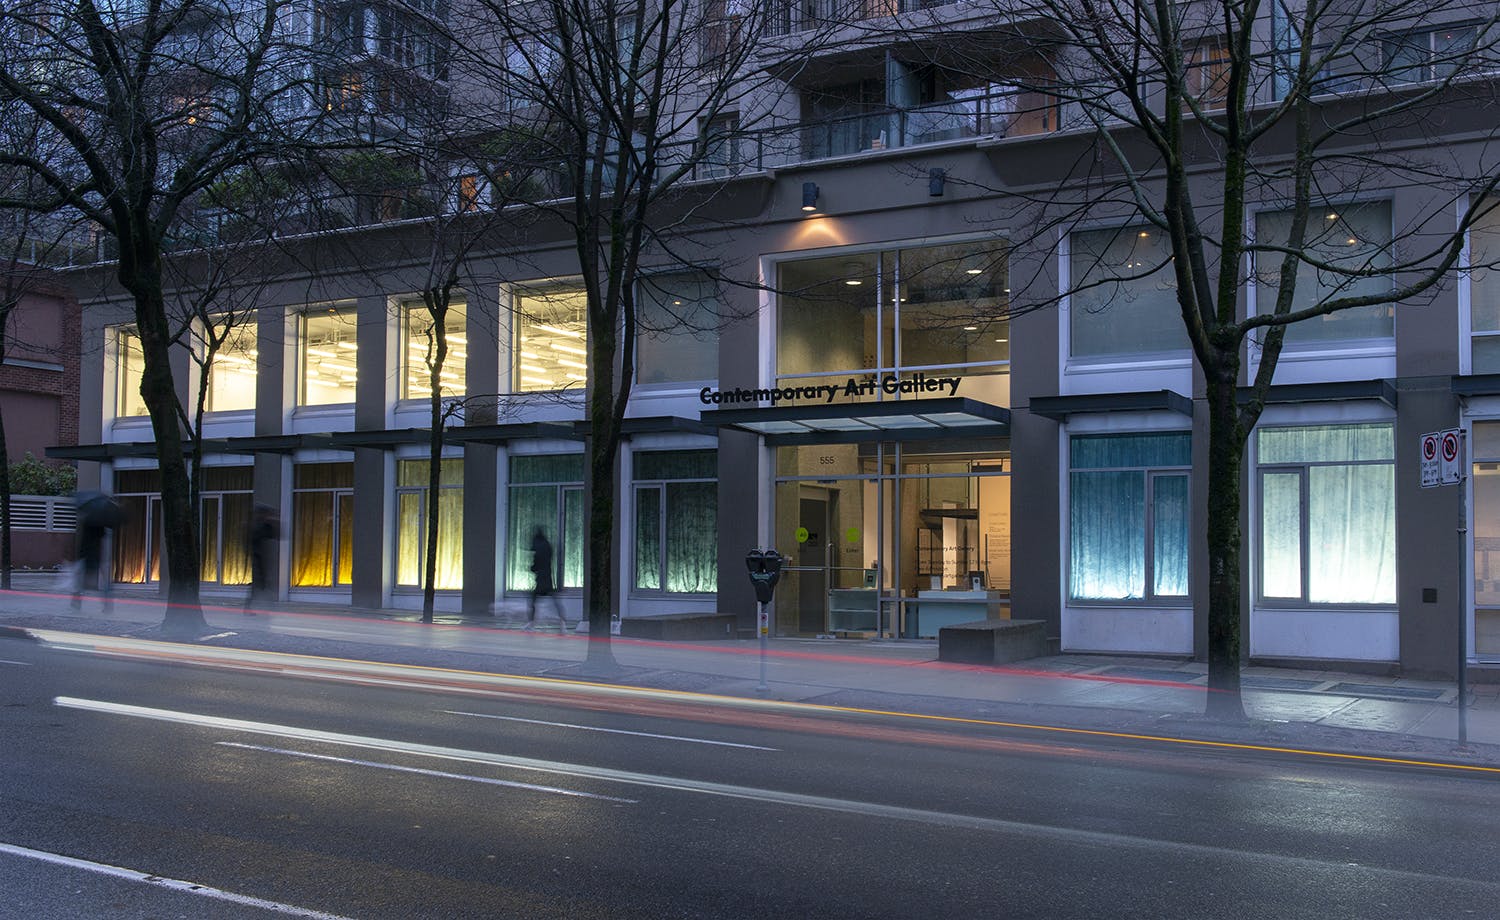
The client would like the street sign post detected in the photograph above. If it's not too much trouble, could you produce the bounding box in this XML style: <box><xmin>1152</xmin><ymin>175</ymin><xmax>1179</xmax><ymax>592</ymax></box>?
<box><xmin>1419</xmin><ymin>427</ymin><xmax>1469</xmax><ymax>745</ymax></box>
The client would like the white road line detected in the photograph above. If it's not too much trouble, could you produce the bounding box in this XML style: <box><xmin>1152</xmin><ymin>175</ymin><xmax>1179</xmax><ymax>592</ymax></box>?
<box><xmin>217</xmin><ymin>741</ymin><xmax>639</xmax><ymax>803</ymax></box>
<box><xmin>0</xmin><ymin>658</ymin><xmax>32</xmax><ymax>666</ymax></box>
<box><xmin>441</xmin><ymin>709</ymin><xmax>780</xmax><ymax>751</ymax></box>
<box><xmin>49</xmin><ymin>695</ymin><xmax>1500</xmax><ymax>887</ymax></box>
<box><xmin>0</xmin><ymin>841</ymin><xmax>356</xmax><ymax>920</ymax></box>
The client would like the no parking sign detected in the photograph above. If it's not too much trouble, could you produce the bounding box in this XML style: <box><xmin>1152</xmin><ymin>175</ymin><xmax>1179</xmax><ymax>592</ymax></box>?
<box><xmin>1420</xmin><ymin>429</ymin><xmax>1464</xmax><ymax>487</ymax></box>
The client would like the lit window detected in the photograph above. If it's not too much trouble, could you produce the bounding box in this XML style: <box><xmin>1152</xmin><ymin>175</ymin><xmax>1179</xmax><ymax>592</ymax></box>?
<box><xmin>402</xmin><ymin>299</ymin><xmax>467</xmax><ymax>401</ymax></box>
<box><xmin>395</xmin><ymin>458</ymin><xmax>464</xmax><ymax>590</ymax></box>
<box><xmin>1068</xmin><ymin>227</ymin><xmax>1186</xmax><ymax>359</ymax></box>
<box><xmin>1257</xmin><ymin>424</ymin><xmax>1395</xmax><ymax>605</ymax></box>
<box><xmin>115</xmin><ymin>327</ymin><xmax>148</xmax><ymax>418</ymax></box>
<box><xmin>299</xmin><ymin>305</ymin><xmax>358</xmax><ymax>406</ymax></box>
<box><xmin>506</xmin><ymin>455</ymin><xmax>584</xmax><ymax>592</ymax></box>
<box><xmin>1254</xmin><ymin>202</ymin><xmax>1393</xmax><ymax>345</ymax></box>
<box><xmin>1185</xmin><ymin>40</ymin><xmax>1230</xmax><ymax>109</ymax></box>
<box><xmin>514</xmin><ymin>286</ymin><xmax>587</xmax><ymax>392</ymax></box>
<box><xmin>1069</xmin><ymin>433</ymin><xmax>1190</xmax><ymax>602</ymax></box>
<box><xmin>205</xmin><ymin>320</ymin><xmax>257</xmax><ymax>413</ymax></box>
<box><xmin>290</xmin><ymin>463</ymin><xmax>354</xmax><ymax>587</ymax></box>
<box><xmin>633</xmin><ymin>451</ymin><xmax>718</xmax><ymax>594</ymax></box>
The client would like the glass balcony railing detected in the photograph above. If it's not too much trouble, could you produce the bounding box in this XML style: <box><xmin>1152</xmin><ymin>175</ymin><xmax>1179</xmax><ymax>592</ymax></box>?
<box><xmin>685</xmin><ymin>87</ymin><xmax>1061</xmax><ymax>179</ymax></box>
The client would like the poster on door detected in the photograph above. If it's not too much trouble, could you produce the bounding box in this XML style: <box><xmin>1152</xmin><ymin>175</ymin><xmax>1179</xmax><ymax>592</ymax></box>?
<box><xmin>979</xmin><ymin>476</ymin><xmax>1011</xmax><ymax>592</ymax></box>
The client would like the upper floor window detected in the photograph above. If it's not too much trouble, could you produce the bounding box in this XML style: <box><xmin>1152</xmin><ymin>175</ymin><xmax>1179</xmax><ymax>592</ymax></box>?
<box><xmin>637</xmin><ymin>273</ymin><xmax>720</xmax><ymax>385</ymax></box>
<box><xmin>1471</xmin><ymin>198</ymin><xmax>1500</xmax><ymax>372</ymax></box>
<box><xmin>1383</xmin><ymin>24</ymin><xmax>1477</xmax><ymax>84</ymax></box>
<box><xmin>1254</xmin><ymin>202</ymin><xmax>1393</xmax><ymax>346</ymax></box>
<box><xmin>1068</xmin><ymin>226</ymin><xmax>1186</xmax><ymax>360</ymax></box>
<box><xmin>401</xmin><ymin>299</ymin><xmax>467</xmax><ymax>401</ymax></box>
<box><xmin>115</xmin><ymin>327</ymin><xmax>148</xmax><ymax>418</ymax></box>
<box><xmin>205</xmin><ymin>319</ymin><xmax>257</xmax><ymax>413</ymax></box>
<box><xmin>1185</xmin><ymin>40</ymin><xmax>1230</xmax><ymax>109</ymax></box>
<box><xmin>299</xmin><ymin>304</ymin><xmax>357</xmax><ymax>407</ymax></box>
<box><xmin>514</xmin><ymin>285</ymin><xmax>587</xmax><ymax>393</ymax></box>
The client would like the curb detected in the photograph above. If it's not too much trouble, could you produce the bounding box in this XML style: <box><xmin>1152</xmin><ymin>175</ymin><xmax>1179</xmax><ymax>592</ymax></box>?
<box><xmin>0</xmin><ymin>625</ymin><xmax>36</xmax><ymax>641</ymax></box>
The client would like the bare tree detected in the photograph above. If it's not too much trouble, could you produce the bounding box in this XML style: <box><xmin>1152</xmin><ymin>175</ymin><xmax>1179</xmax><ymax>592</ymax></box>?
<box><xmin>0</xmin><ymin>0</ymin><xmax>319</xmax><ymax>632</ymax></box>
<box><xmin>900</xmin><ymin>0</ymin><xmax>1500</xmax><ymax>714</ymax></box>
<box><xmin>466</xmin><ymin>0</ymin><xmax>813</xmax><ymax>661</ymax></box>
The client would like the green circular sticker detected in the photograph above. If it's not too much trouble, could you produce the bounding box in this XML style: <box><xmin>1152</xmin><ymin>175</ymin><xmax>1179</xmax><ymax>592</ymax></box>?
<box><xmin>845</xmin><ymin>527</ymin><xmax>860</xmax><ymax>543</ymax></box>
<box><xmin>795</xmin><ymin>526</ymin><xmax>810</xmax><ymax>543</ymax></box>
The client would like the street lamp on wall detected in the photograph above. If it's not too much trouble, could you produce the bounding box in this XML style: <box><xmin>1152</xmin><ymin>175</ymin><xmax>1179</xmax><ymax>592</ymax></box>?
<box><xmin>801</xmin><ymin>182</ymin><xmax>820</xmax><ymax>212</ymax></box>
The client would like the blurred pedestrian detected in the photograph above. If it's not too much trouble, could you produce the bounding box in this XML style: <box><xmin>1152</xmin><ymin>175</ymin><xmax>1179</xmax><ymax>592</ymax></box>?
<box><xmin>73</xmin><ymin>492</ymin><xmax>123</xmax><ymax>612</ymax></box>
<box><xmin>246</xmin><ymin>504</ymin><xmax>279</xmax><ymax>612</ymax></box>
<box><xmin>527</xmin><ymin>526</ymin><xmax>568</xmax><ymax>632</ymax></box>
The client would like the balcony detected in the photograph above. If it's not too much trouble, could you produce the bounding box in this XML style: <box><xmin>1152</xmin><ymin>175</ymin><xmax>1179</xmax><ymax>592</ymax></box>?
<box><xmin>688</xmin><ymin>86</ymin><xmax>1061</xmax><ymax>179</ymax></box>
<box><xmin>767</xmin><ymin>0</ymin><xmax>955</xmax><ymax>36</ymax></box>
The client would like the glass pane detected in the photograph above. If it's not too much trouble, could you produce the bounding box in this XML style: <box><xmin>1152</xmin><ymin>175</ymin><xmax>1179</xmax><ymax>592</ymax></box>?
<box><xmin>634</xmin><ymin>450</ymin><xmax>716</xmax><ymax>481</ymax></box>
<box><xmin>634</xmin><ymin>487</ymin><xmax>661</xmax><ymax>590</ymax></box>
<box><xmin>202</xmin><ymin>466</ymin><xmax>253</xmax><ymax>491</ymax></box>
<box><xmin>665</xmin><ymin>481</ymin><xmax>717</xmax><ymax>593</ymax></box>
<box><xmin>205</xmin><ymin>321</ymin><xmax>257</xmax><ymax>413</ymax></box>
<box><xmin>300</xmin><ymin>305</ymin><xmax>358</xmax><ymax>406</ymax></box>
<box><xmin>1475</xmin><ymin>422</ymin><xmax>1500</xmax><ymax>461</ymax></box>
<box><xmin>563</xmin><ymin>487</ymin><xmax>584</xmax><ymax>589</ymax></box>
<box><xmin>1309</xmin><ymin>464</ymin><xmax>1396</xmax><ymax>603</ymax></box>
<box><xmin>403</xmin><ymin>299</ymin><xmax>467</xmax><ymax>399</ymax></box>
<box><xmin>291</xmin><ymin>492</ymin><xmax>335</xmax><ymax>587</ymax></box>
<box><xmin>1068</xmin><ymin>227</ymin><xmax>1187</xmax><ymax>358</ymax></box>
<box><xmin>396</xmin><ymin>491</ymin><xmax>423</xmax><ymax>586</ymax></box>
<box><xmin>294</xmin><ymin>462</ymin><xmax>354</xmax><ymax>489</ymax></box>
<box><xmin>117</xmin><ymin>329</ymin><xmax>148</xmax><ymax>417</ymax></box>
<box><xmin>200</xmin><ymin>496</ymin><xmax>220</xmax><ymax>582</ymax></box>
<box><xmin>514</xmin><ymin>286</ymin><xmax>587</xmax><ymax>392</ymax></box>
<box><xmin>510</xmin><ymin>454</ymin><xmax>584</xmax><ymax>484</ymax></box>
<box><xmin>1473</xmin><ymin>462</ymin><xmax>1500</xmax><ymax>614</ymax></box>
<box><xmin>398</xmin><ymin>458</ymin><xmax>463</xmax><ymax>487</ymax></box>
<box><xmin>1255</xmin><ymin>202</ymin><xmax>1394</xmax><ymax>343</ymax></box>
<box><xmin>221</xmin><ymin>493</ymin><xmax>253</xmax><ymax>586</ymax></box>
<box><xmin>1473</xmin><ymin>336</ymin><xmax>1500</xmax><ymax>375</ymax></box>
<box><xmin>1152</xmin><ymin>474</ymin><xmax>1190</xmax><ymax>597</ymax></box>
<box><xmin>1470</xmin><ymin>198</ymin><xmax>1500</xmax><ymax>334</ymax></box>
<box><xmin>897</xmin><ymin>242</ymin><xmax>1010</xmax><ymax>367</ymax></box>
<box><xmin>1071</xmin><ymin>432</ymin><xmax>1192</xmax><ymax>469</ymax></box>
<box><xmin>436</xmin><ymin>487</ymin><xmax>464</xmax><ymax>590</ymax></box>
<box><xmin>1257</xmin><ymin>423</ymin><xmax>1394</xmax><ymax>464</ymax></box>
<box><xmin>507</xmin><ymin>485</ymin><xmax>556</xmax><ymax>591</ymax></box>
<box><xmin>1261</xmin><ymin>471</ymin><xmax>1303</xmax><ymax>599</ymax></box>
<box><xmin>336</xmin><ymin>493</ymin><xmax>354</xmax><ymax>586</ymax></box>
<box><xmin>149</xmin><ymin>497</ymin><xmax>162</xmax><ymax>583</ymax></box>
<box><xmin>112</xmin><ymin>495</ymin><xmax>148</xmax><ymax>583</ymax></box>
<box><xmin>637</xmin><ymin>273</ymin><xmax>720</xmax><ymax>384</ymax></box>
<box><xmin>777</xmin><ymin>253</ymin><xmax>881</xmax><ymax>375</ymax></box>
<box><xmin>1069</xmin><ymin>470</ymin><xmax>1145</xmax><ymax>600</ymax></box>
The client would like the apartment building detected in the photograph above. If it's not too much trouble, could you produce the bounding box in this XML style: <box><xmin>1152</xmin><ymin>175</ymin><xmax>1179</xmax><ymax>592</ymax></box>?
<box><xmin>54</xmin><ymin>0</ymin><xmax>1500</xmax><ymax>680</ymax></box>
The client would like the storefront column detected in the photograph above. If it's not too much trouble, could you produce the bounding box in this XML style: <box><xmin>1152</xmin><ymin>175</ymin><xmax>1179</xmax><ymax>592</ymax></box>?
<box><xmin>352</xmin><ymin>294</ymin><xmax>390</xmax><ymax>609</ymax></box>
<box><xmin>462</xmin><ymin>284</ymin><xmax>501</xmax><ymax>614</ymax></box>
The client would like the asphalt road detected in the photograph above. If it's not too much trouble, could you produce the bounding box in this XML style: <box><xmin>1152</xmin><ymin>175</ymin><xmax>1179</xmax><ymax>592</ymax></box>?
<box><xmin>3</xmin><ymin>636</ymin><xmax>1499</xmax><ymax>919</ymax></box>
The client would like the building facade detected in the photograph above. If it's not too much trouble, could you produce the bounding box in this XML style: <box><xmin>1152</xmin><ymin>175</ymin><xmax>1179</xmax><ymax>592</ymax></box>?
<box><xmin>52</xmin><ymin>1</ymin><xmax>1500</xmax><ymax>682</ymax></box>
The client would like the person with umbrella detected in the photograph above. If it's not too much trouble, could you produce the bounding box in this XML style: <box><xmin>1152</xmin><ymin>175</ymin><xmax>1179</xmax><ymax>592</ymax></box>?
<box><xmin>73</xmin><ymin>491</ymin><xmax>123</xmax><ymax>612</ymax></box>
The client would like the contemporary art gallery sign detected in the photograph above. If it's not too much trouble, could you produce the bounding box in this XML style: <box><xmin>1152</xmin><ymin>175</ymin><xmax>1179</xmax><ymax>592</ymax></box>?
<box><xmin>699</xmin><ymin>373</ymin><xmax>963</xmax><ymax>406</ymax></box>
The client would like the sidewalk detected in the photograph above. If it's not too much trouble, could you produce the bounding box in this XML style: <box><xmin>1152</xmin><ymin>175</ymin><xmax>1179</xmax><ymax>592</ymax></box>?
<box><xmin>5</xmin><ymin>575</ymin><xmax>1500</xmax><ymax>766</ymax></box>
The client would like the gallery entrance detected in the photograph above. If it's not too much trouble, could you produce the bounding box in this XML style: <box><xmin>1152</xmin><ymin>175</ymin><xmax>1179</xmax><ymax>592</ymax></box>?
<box><xmin>773</xmin><ymin>438</ymin><xmax>1010</xmax><ymax>638</ymax></box>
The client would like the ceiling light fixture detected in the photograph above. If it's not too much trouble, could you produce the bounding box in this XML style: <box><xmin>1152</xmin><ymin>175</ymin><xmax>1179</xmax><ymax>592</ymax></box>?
<box><xmin>801</xmin><ymin>181</ymin><xmax>820</xmax><ymax>212</ymax></box>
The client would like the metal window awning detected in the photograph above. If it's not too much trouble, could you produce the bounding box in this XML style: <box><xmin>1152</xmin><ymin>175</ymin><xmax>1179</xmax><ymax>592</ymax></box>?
<box><xmin>703</xmin><ymin>397</ymin><xmax>1010</xmax><ymax>445</ymax></box>
<box><xmin>327</xmin><ymin>428</ymin><xmax>433</xmax><ymax>450</ymax></box>
<box><xmin>1029</xmin><ymin>390</ymin><xmax>1193</xmax><ymax>421</ymax></box>
<box><xmin>446</xmin><ymin>421</ymin><xmax>585</xmax><ymax>444</ymax></box>
<box><xmin>1452</xmin><ymin>374</ymin><xmax>1500</xmax><ymax>398</ymax></box>
<box><xmin>46</xmin><ymin>433</ymin><xmax>348</xmax><ymax>462</ymax></box>
<box><xmin>1238</xmin><ymin>379</ymin><xmax>1397</xmax><ymax>409</ymax></box>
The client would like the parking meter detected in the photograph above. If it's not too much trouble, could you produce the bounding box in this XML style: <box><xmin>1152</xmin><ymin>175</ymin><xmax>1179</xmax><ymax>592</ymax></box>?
<box><xmin>745</xmin><ymin>549</ymin><xmax>784</xmax><ymax>604</ymax></box>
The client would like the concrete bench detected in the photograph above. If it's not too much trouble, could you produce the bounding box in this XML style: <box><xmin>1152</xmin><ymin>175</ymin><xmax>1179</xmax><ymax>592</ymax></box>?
<box><xmin>938</xmin><ymin>619</ymin><xmax>1048</xmax><ymax>665</ymax></box>
<box><xmin>619</xmin><ymin>612</ymin><xmax>739</xmax><ymax>640</ymax></box>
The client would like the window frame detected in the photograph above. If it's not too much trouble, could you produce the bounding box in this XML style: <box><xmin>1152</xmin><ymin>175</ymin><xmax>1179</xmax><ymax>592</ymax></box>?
<box><xmin>1067</xmin><ymin>432</ymin><xmax>1192</xmax><ymax>606</ymax></box>
<box><xmin>400</xmin><ymin>298</ymin><xmax>468</xmax><ymax>402</ymax></box>
<box><xmin>297</xmin><ymin>305</ymin><xmax>358</xmax><ymax>408</ymax></box>
<box><xmin>394</xmin><ymin>457</ymin><xmax>464</xmax><ymax>591</ymax></box>
<box><xmin>631</xmin><ymin>450</ymin><xmax>719</xmax><ymax>596</ymax></box>
<box><xmin>1254</xmin><ymin>422</ymin><xmax>1397</xmax><ymax>608</ymax></box>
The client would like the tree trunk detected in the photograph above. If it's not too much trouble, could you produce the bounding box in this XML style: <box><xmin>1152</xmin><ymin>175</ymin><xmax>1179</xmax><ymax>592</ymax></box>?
<box><xmin>584</xmin><ymin>330</ymin><xmax>620</xmax><ymax>668</ymax></box>
<box><xmin>1204</xmin><ymin>366</ymin><xmax>1246</xmax><ymax>719</ymax></box>
<box><xmin>133</xmin><ymin>283</ymin><xmax>205</xmax><ymax>635</ymax></box>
